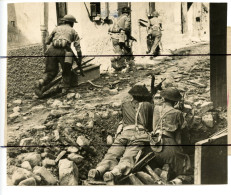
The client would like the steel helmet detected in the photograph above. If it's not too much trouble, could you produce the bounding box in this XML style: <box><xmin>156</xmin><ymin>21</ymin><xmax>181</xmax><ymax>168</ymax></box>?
<box><xmin>128</xmin><ymin>85</ymin><xmax>151</xmax><ymax>97</ymax></box>
<box><xmin>122</xmin><ymin>7</ymin><xmax>131</xmax><ymax>14</ymax></box>
<box><xmin>153</xmin><ymin>11</ymin><xmax>159</xmax><ymax>17</ymax></box>
<box><xmin>160</xmin><ymin>87</ymin><xmax>182</xmax><ymax>101</ymax></box>
<box><xmin>61</xmin><ymin>14</ymin><xmax>78</xmax><ymax>23</ymax></box>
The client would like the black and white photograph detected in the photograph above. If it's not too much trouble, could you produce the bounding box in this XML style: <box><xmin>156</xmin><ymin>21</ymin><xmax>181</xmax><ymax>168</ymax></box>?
<box><xmin>4</xmin><ymin>1</ymin><xmax>228</xmax><ymax>186</ymax></box>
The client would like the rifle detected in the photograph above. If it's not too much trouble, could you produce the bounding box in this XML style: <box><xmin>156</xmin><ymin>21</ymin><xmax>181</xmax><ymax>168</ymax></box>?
<box><xmin>72</xmin><ymin>50</ymin><xmax>85</xmax><ymax>77</ymax></box>
<box><xmin>153</xmin><ymin>78</ymin><xmax>166</xmax><ymax>95</ymax></box>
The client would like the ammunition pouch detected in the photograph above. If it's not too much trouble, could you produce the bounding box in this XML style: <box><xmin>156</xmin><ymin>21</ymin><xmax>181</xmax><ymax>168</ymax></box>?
<box><xmin>52</xmin><ymin>39</ymin><xmax>70</xmax><ymax>48</ymax></box>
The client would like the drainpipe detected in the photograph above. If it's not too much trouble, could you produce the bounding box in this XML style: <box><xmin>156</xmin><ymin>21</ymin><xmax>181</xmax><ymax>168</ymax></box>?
<box><xmin>40</xmin><ymin>3</ymin><xmax>48</xmax><ymax>53</ymax></box>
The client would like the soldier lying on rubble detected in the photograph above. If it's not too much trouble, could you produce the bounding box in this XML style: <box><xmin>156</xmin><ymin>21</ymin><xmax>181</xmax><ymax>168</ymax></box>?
<box><xmin>88</xmin><ymin>85</ymin><xmax>154</xmax><ymax>184</ymax></box>
<box><xmin>150</xmin><ymin>87</ymin><xmax>191</xmax><ymax>178</ymax></box>
<box><xmin>34</xmin><ymin>14</ymin><xmax>82</xmax><ymax>97</ymax></box>
<box><xmin>88</xmin><ymin>87</ymin><xmax>191</xmax><ymax>185</ymax></box>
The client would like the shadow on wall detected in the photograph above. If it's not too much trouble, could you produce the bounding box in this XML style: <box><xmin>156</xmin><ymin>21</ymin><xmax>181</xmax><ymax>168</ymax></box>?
<box><xmin>8</xmin><ymin>4</ymin><xmax>30</xmax><ymax>48</ymax></box>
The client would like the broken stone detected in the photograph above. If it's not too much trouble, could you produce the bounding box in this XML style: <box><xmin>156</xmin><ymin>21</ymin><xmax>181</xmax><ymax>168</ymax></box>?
<box><xmin>194</xmin><ymin>100</ymin><xmax>203</xmax><ymax>107</ymax></box>
<box><xmin>13</xmin><ymin>99</ymin><xmax>22</xmax><ymax>105</ymax></box>
<box><xmin>51</xmin><ymin>99</ymin><xmax>63</xmax><ymax>108</ymax></box>
<box><xmin>9</xmin><ymin>112</ymin><xmax>20</xmax><ymax>119</ymax></box>
<box><xmin>75</xmin><ymin>93</ymin><xmax>81</xmax><ymax>99</ymax></box>
<box><xmin>19</xmin><ymin>138</ymin><xmax>34</xmax><ymax>146</ymax></box>
<box><xmin>109</xmin><ymin>89</ymin><xmax>118</xmax><ymax>95</ymax></box>
<box><xmin>183</xmin><ymin>104</ymin><xmax>192</xmax><ymax>113</ymax></box>
<box><xmin>84</xmin><ymin>104</ymin><xmax>95</xmax><ymax>110</ymax></box>
<box><xmin>33</xmin><ymin>166</ymin><xmax>58</xmax><ymax>185</ymax></box>
<box><xmin>86</xmin><ymin>120</ymin><xmax>94</xmax><ymax>129</ymax></box>
<box><xmin>58</xmin><ymin>159</ymin><xmax>79</xmax><ymax>185</ymax></box>
<box><xmin>13</xmin><ymin>106</ymin><xmax>20</xmax><ymax>113</ymax></box>
<box><xmin>18</xmin><ymin>177</ymin><xmax>36</xmax><ymax>186</ymax></box>
<box><xmin>153</xmin><ymin>67</ymin><xmax>161</xmax><ymax>75</ymax></box>
<box><xmin>112</xmin><ymin>101</ymin><xmax>122</xmax><ymax>108</ymax></box>
<box><xmin>32</xmin><ymin>125</ymin><xmax>46</xmax><ymax>131</ymax></box>
<box><xmin>67</xmin><ymin>153</ymin><xmax>84</xmax><ymax>164</ymax></box>
<box><xmin>50</xmin><ymin>110</ymin><xmax>68</xmax><ymax>117</ymax></box>
<box><xmin>21</xmin><ymin>161</ymin><xmax>32</xmax><ymax>171</ymax></box>
<box><xmin>31</xmin><ymin>105</ymin><xmax>45</xmax><ymax>112</ymax></box>
<box><xmin>23</xmin><ymin>153</ymin><xmax>42</xmax><ymax>167</ymax></box>
<box><xmin>111</xmin><ymin>111</ymin><xmax>119</xmax><ymax>116</ymax></box>
<box><xmin>76</xmin><ymin>122</ymin><xmax>83</xmax><ymax>128</ymax></box>
<box><xmin>42</xmin><ymin>158</ymin><xmax>56</xmax><ymax>167</ymax></box>
<box><xmin>40</xmin><ymin>136</ymin><xmax>50</xmax><ymax>142</ymax></box>
<box><xmin>41</xmin><ymin>152</ymin><xmax>56</xmax><ymax>159</ymax></box>
<box><xmin>101</xmin><ymin>111</ymin><xmax>109</xmax><ymax>119</ymax></box>
<box><xmin>201</xmin><ymin>101</ymin><xmax>214</xmax><ymax>113</ymax></box>
<box><xmin>53</xmin><ymin>130</ymin><xmax>60</xmax><ymax>141</ymax></box>
<box><xmin>106</xmin><ymin>135</ymin><xmax>114</xmax><ymax>146</ymax></box>
<box><xmin>55</xmin><ymin>151</ymin><xmax>67</xmax><ymax>163</ymax></box>
<box><xmin>202</xmin><ymin>114</ymin><xmax>214</xmax><ymax>128</ymax></box>
<box><xmin>12</xmin><ymin>168</ymin><xmax>32</xmax><ymax>185</ymax></box>
<box><xmin>67</xmin><ymin>146</ymin><xmax>79</xmax><ymax>153</ymax></box>
<box><xmin>76</xmin><ymin>136</ymin><xmax>90</xmax><ymax>147</ymax></box>
<box><xmin>67</xmin><ymin>93</ymin><xmax>76</xmax><ymax>99</ymax></box>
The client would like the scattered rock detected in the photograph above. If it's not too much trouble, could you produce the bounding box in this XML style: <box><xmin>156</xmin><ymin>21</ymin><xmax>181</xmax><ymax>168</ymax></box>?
<box><xmin>33</xmin><ymin>166</ymin><xmax>58</xmax><ymax>185</ymax></box>
<box><xmin>202</xmin><ymin>113</ymin><xmax>214</xmax><ymax>128</ymax></box>
<box><xmin>67</xmin><ymin>146</ymin><xmax>79</xmax><ymax>153</ymax></box>
<box><xmin>31</xmin><ymin>105</ymin><xmax>45</xmax><ymax>112</ymax></box>
<box><xmin>53</xmin><ymin>130</ymin><xmax>60</xmax><ymax>141</ymax></box>
<box><xmin>76</xmin><ymin>136</ymin><xmax>90</xmax><ymax>147</ymax></box>
<box><xmin>183</xmin><ymin>104</ymin><xmax>192</xmax><ymax>113</ymax></box>
<box><xmin>109</xmin><ymin>89</ymin><xmax>118</xmax><ymax>95</ymax></box>
<box><xmin>12</xmin><ymin>167</ymin><xmax>32</xmax><ymax>185</ymax></box>
<box><xmin>51</xmin><ymin>99</ymin><xmax>63</xmax><ymax>108</ymax></box>
<box><xmin>23</xmin><ymin>152</ymin><xmax>42</xmax><ymax>167</ymax></box>
<box><xmin>55</xmin><ymin>151</ymin><xmax>67</xmax><ymax>163</ymax></box>
<box><xmin>58</xmin><ymin>159</ymin><xmax>79</xmax><ymax>185</ymax></box>
<box><xmin>111</xmin><ymin>111</ymin><xmax>119</xmax><ymax>116</ymax></box>
<box><xmin>101</xmin><ymin>111</ymin><xmax>109</xmax><ymax>119</ymax></box>
<box><xmin>13</xmin><ymin>99</ymin><xmax>22</xmax><ymax>105</ymax></box>
<box><xmin>67</xmin><ymin>153</ymin><xmax>84</xmax><ymax>164</ymax></box>
<box><xmin>86</xmin><ymin>120</ymin><xmax>94</xmax><ymax>129</ymax></box>
<box><xmin>67</xmin><ymin>93</ymin><xmax>76</xmax><ymax>99</ymax></box>
<box><xmin>9</xmin><ymin>112</ymin><xmax>20</xmax><ymax>119</ymax></box>
<box><xmin>50</xmin><ymin>110</ymin><xmax>68</xmax><ymax>117</ymax></box>
<box><xmin>112</xmin><ymin>101</ymin><xmax>122</xmax><ymax>108</ymax></box>
<box><xmin>13</xmin><ymin>106</ymin><xmax>20</xmax><ymax>113</ymax></box>
<box><xmin>19</xmin><ymin>138</ymin><xmax>34</xmax><ymax>146</ymax></box>
<box><xmin>42</xmin><ymin>158</ymin><xmax>56</xmax><ymax>167</ymax></box>
<box><xmin>201</xmin><ymin>101</ymin><xmax>213</xmax><ymax>113</ymax></box>
<box><xmin>32</xmin><ymin>125</ymin><xmax>46</xmax><ymax>131</ymax></box>
<box><xmin>21</xmin><ymin>161</ymin><xmax>32</xmax><ymax>171</ymax></box>
<box><xmin>76</xmin><ymin>122</ymin><xmax>83</xmax><ymax>128</ymax></box>
<box><xmin>75</xmin><ymin>93</ymin><xmax>81</xmax><ymax>99</ymax></box>
<box><xmin>18</xmin><ymin>177</ymin><xmax>36</xmax><ymax>186</ymax></box>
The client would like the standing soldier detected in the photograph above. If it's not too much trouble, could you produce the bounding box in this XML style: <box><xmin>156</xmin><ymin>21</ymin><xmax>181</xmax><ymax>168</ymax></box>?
<box><xmin>109</xmin><ymin>7</ymin><xmax>133</xmax><ymax>71</ymax></box>
<box><xmin>146</xmin><ymin>11</ymin><xmax>163</xmax><ymax>56</ymax></box>
<box><xmin>34</xmin><ymin>14</ymin><xmax>82</xmax><ymax>97</ymax></box>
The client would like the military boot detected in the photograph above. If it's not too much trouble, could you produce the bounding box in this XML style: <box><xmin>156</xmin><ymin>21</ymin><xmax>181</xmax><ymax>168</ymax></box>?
<box><xmin>103</xmin><ymin>172</ymin><xmax>115</xmax><ymax>185</ymax></box>
<box><xmin>88</xmin><ymin>169</ymin><xmax>101</xmax><ymax>181</ymax></box>
<box><xmin>34</xmin><ymin>79</ymin><xmax>44</xmax><ymax>98</ymax></box>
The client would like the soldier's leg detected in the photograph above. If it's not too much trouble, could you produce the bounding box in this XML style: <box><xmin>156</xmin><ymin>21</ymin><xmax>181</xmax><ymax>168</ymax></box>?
<box><xmin>150</xmin><ymin>34</ymin><xmax>161</xmax><ymax>55</ymax></box>
<box><xmin>88</xmin><ymin>136</ymin><xmax>126</xmax><ymax>180</ymax></box>
<box><xmin>60</xmin><ymin>59</ymin><xmax>72</xmax><ymax>89</ymax></box>
<box><xmin>111</xmin><ymin>38</ymin><xmax>124</xmax><ymax>70</ymax></box>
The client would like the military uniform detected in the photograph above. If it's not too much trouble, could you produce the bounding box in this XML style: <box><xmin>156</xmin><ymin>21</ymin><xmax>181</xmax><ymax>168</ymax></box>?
<box><xmin>35</xmin><ymin>15</ymin><xmax>82</xmax><ymax>97</ymax></box>
<box><xmin>109</xmin><ymin>7</ymin><xmax>132</xmax><ymax>71</ymax></box>
<box><xmin>88</xmin><ymin>85</ymin><xmax>153</xmax><ymax>184</ymax></box>
<box><xmin>151</xmin><ymin>88</ymin><xmax>191</xmax><ymax>177</ymax></box>
<box><xmin>147</xmin><ymin>11</ymin><xmax>162</xmax><ymax>55</ymax></box>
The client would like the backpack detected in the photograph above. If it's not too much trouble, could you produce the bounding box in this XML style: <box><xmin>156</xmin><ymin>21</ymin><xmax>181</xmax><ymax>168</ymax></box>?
<box><xmin>108</xmin><ymin>16</ymin><xmax>126</xmax><ymax>33</ymax></box>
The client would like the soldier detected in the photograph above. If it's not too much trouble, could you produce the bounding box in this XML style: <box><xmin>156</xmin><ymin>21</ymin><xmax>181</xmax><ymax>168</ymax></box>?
<box><xmin>146</xmin><ymin>11</ymin><xmax>163</xmax><ymax>56</ymax></box>
<box><xmin>88</xmin><ymin>85</ymin><xmax>153</xmax><ymax>184</ymax></box>
<box><xmin>34</xmin><ymin>14</ymin><xmax>82</xmax><ymax>97</ymax></box>
<box><xmin>150</xmin><ymin>87</ymin><xmax>191</xmax><ymax>177</ymax></box>
<box><xmin>109</xmin><ymin>7</ymin><xmax>133</xmax><ymax>71</ymax></box>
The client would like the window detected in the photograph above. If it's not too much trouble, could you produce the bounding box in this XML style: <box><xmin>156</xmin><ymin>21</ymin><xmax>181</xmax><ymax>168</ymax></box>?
<box><xmin>117</xmin><ymin>2</ymin><xmax>129</xmax><ymax>16</ymax></box>
<box><xmin>56</xmin><ymin>3</ymin><xmax>67</xmax><ymax>25</ymax></box>
<box><xmin>149</xmin><ymin>2</ymin><xmax>155</xmax><ymax>15</ymax></box>
<box><xmin>90</xmin><ymin>2</ymin><xmax>101</xmax><ymax>17</ymax></box>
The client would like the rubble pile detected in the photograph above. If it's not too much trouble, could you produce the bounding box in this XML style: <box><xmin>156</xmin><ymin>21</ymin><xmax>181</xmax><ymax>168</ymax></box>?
<box><xmin>7</xmin><ymin>44</ymin><xmax>45</xmax><ymax>100</ymax></box>
<box><xmin>7</xmin><ymin>43</ymin><xmax>227</xmax><ymax>185</ymax></box>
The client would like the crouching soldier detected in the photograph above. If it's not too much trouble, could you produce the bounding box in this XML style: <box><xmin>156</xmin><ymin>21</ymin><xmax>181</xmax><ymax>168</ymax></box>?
<box><xmin>88</xmin><ymin>85</ymin><xmax>153</xmax><ymax>184</ymax></box>
<box><xmin>34</xmin><ymin>14</ymin><xmax>82</xmax><ymax>97</ymax></box>
<box><xmin>150</xmin><ymin>87</ymin><xmax>191</xmax><ymax>178</ymax></box>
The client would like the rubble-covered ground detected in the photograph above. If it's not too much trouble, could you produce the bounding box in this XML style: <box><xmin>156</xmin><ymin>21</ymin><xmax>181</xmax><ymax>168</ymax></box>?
<box><xmin>6</xmin><ymin>43</ymin><xmax>227</xmax><ymax>185</ymax></box>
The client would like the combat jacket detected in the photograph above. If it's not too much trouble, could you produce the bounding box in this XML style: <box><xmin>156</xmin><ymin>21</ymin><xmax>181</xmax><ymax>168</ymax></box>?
<box><xmin>122</xmin><ymin>100</ymin><xmax>153</xmax><ymax>132</ymax></box>
<box><xmin>46</xmin><ymin>24</ymin><xmax>81</xmax><ymax>52</ymax></box>
<box><xmin>148</xmin><ymin>17</ymin><xmax>162</xmax><ymax>31</ymax></box>
<box><xmin>117</xmin><ymin>14</ymin><xmax>131</xmax><ymax>33</ymax></box>
<box><xmin>152</xmin><ymin>102</ymin><xmax>184</xmax><ymax>144</ymax></box>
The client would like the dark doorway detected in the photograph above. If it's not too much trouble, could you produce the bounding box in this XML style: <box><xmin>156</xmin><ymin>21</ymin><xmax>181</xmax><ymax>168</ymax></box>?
<box><xmin>56</xmin><ymin>2</ymin><xmax>67</xmax><ymax>25</ymax></box>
